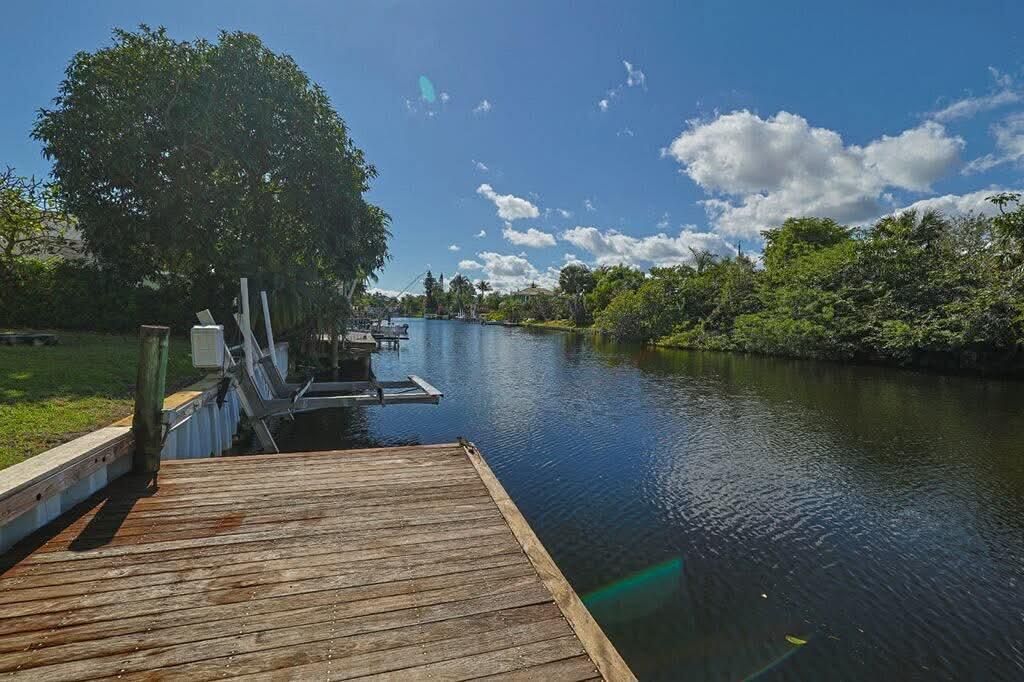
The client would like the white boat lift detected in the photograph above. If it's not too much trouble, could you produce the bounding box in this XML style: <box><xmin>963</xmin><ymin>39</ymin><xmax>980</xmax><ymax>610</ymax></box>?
<box><xmin>192</xmin><ymin>280</ymin><xmax>442</xmax><ymax>453</ymax></box>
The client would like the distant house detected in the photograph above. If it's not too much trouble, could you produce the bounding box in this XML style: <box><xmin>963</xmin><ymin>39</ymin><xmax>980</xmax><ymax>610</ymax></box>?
<box><xmin>11</xmin><ymin>219</ymin><xmax>87</xmax><ymax>261</ymax></box>
<box><xmin>512</xmin><ymin>285</ymin><xmax>554</xmax><ymax>302</ymax></box>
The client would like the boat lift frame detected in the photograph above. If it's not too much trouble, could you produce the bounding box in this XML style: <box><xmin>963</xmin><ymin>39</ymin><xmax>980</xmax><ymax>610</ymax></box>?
<box><xmin>196</xmin><ymin>286</ymin><xmax>442</xmax><ymax>453</ymax></box>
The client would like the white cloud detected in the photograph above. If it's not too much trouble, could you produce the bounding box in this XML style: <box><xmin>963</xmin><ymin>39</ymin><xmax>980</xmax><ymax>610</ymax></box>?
<box><xmin>475</xmin><ymin>229</ymin><xmax>487</xmax><ymax>238</ymax></box>
<box><xmin>928</xmin><ymin>67</ymin><xmax>1021</xmax><ymax>122</ymax></box>
<box><xmin>474</xmin><ymin>251</ymin><xmax>558</xmax><ymax>292</ymax></box>
<box><xmin>459</xmin><ymin>259</ymin><xmax>484</xmax><ymax>270</ymax></box>
<box><xmin>476</xmin><ymin>183</ymin><xmax>540</xmax><ymax>220</ymax></box>
<box><xmin>440</xmin><ymin>92</ymin><xmax>450</xmax><ymax>104</ymax></box>
<box><xmin>561</xmin><ymin>226</ymin><xmax>736</xmax><ymax>268</ymax></box>
<box><xmin>502</xmin><ymin>226</ymin><xmax>557</xmax><ymax>248</ymax></box>
<box><xmin>473</xmin><ymin>160</ymin><xmax>489</xmax><ymax>172</ymax></box>
<box><xmin>963</xmin><ymin>113</ymin><xmax>1024</xmax><ymax>173</ymax></box>
<box><xmin>617</xmin><ymin>128</ymin><xmax>635</xmax><ymax>137</ymax></box>
<box><xmin>892</xmin><ymin>187</ymin><xmax>1021</xmax><ymax>217</ymax></box>
<box><xmin>448</xmin><ymin>244</ymin><xmax>460</xmax><ymax>252</ymax></box>
<box><xmin>665</xmin><ymin>110</ymin><xmax>964</xmax><ymax>238</ymax></box>
<box><xmin>473</xmin><ymin>99</ymin><xmax>492</xmax><ymax>114</ymax></box>
<box><xmin>584</xmin><ymin>199</ymin><xmax>596</xmax><ymax>212</ymax></box>
<box><xmin>545</xmin><ymin>207</ymin><xmax>573</xmax><ymax>219</ymax></box>
<box><xmin>369</xmin><ymin>288</ymin><xmax>411</xmax><ymax>299</ymax></box>
<box><xmin>597</xmin><ymin>60</ymin><xmax>647</xmax><ymax>111</ymax></box>
<box><xmin>623</xmin><ymin>60</ymin><xmax>646</xmax><ymax>88</ymax></box>
<box><xmin>862</xmin><ymin>122</ymin><xmax>963</xmax><ymax>192</ymax></box>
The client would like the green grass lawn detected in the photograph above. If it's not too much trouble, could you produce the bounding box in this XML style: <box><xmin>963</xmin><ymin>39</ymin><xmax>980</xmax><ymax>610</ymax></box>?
<box><xmin>0</xmin><ymin>331</ymin><xmax>202</xmax><ymax>470</ymax></box>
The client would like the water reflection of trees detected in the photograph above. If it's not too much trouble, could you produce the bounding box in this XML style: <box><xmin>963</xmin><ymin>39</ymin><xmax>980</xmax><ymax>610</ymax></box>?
<box><xmin>639</xmin><ymin>345</ymin><xmax>1024</xmax><ymax>518</ymax></box>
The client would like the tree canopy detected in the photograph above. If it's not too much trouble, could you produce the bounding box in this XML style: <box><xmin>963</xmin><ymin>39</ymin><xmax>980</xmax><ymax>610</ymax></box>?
<box><xmin>33</xmin><ymin>26</ymin><xmax>389</xmax><ymax>304</ymax></box>
<box><xmin>585</xmin><ymin>202</ymin><xmax>1024</xmax><ymax>372</ymax></box>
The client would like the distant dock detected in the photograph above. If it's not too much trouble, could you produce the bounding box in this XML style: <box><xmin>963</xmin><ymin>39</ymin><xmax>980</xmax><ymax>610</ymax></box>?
<box><xmin>0</xmin><ymin>442</ymin><xmax>635</xmax><ymax>680</ymax></box>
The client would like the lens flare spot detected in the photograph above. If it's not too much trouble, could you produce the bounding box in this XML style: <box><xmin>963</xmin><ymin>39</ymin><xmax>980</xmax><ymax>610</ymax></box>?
<box><xmin>581</xmin><ymin>557</ymin><xmax>682</xmax><ymax>625</ymax></box>
<box><xmin>418</xmin><ymin>76</ymin><xmax>436</xmax><ymax>103</ymax></box>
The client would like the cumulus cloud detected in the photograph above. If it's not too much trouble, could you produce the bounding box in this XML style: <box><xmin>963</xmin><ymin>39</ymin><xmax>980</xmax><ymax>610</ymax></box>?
<box><xmin>473</xmin><ymin>159</ymin><xmax>489</xmax><ymax>172</ymax></box>
<box><xmin>597</xmin><ymin>60</ymin><xmax>647</xmax><ymax>111</ymax></box>
<box><xmin>458</xmin><ymin>259</ymin><xmax>484</xmax><ymax>270</ymax></box>
<box><xmin>476</xmin><ymin>183</ymin><xmax>540</xmax><ymax>220</ymax></box>
<box><xmin>473</xmin><ymin>99</ymin><xmax>492</xmax><ymax>114</ymax></box>
<box><xmin>928</xmin><ymin>67</ymin><xmax>1021</xmax><ymax>123</ymax></box>
<box><xmin>665</xmin><ymin>110</ymin><xmax>964</xmax><ymax>238</ymax></box>
<box><xmin>963</xmin><ymin>113</ymin><xmax>1024</xmax><ymax>173</ymax></box>
<box><xmin>584</xmin><ymin>199</ymin><xmax>596</xmax><ymax>212</ymax></box>
<box><xmin>862</xmin><ymin>122</ymin><xmax>963</xmax><ymax>191</ymax></box>
<box><xmin>475</xmin><ymin>229</ymin><xmax>487</xmax><ymax>238</ymax></box>
<box><xmin>502</xmin><ymin>226</ymin><xmax>557</xmax><ymax>248</ymax></box>
<box><xmin>561</xmin><ymin>226</ymin><xmax>736</xmax><ymax>268</ymax></box>
<box><xmin>369</xmin><ymin>288</ymin><xmax>411</xmax><ymax>299</ymax></box>
<box><xmin>474</xmin><ymin>251</ymin><xmax>558</xmax><ymax>291</ymax></box>
<box><xmin>891</xmin><ymin>187</ymin><xmax>1021</xmax><ymax>217</ymax></box>
<box><xmin>448</xmin><ymin>244</ymin><xmax>460</xmax><ymax>252</ymax></box>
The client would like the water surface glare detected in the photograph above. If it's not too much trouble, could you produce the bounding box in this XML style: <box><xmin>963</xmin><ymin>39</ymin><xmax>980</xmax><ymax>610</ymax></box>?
<box><xmin>276</xmin><ymin>318</ymin><xmax>1024</xmax><ymax>680</ymax></box>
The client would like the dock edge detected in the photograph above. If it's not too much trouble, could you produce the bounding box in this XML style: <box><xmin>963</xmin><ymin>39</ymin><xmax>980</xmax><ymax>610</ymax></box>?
<box><xmin>460</xmin><ymin>440</ymin><xmax>637</xmax><ymax>682</ymax></box>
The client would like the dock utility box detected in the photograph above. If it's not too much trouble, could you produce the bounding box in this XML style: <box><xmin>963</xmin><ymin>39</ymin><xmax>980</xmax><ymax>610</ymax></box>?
<box><xmin>190</xmin><ymin>325</ymin><xmax>225</xmax><ymax>368</ymax></box>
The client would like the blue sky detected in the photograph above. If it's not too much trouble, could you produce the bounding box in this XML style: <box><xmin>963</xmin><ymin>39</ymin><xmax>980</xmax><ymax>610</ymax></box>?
<box><xmin>2</xmin><ymin>1</ymin><xmax>1023</xmax><ymax>293</ymax></box>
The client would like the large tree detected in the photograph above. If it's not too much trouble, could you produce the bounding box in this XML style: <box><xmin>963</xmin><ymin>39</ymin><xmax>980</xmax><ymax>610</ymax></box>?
<box><xmin>33</xmin><ymin>26</ymin><xmax>388</xmax><ymax>304</ymax></box>
<box><xmin>447</xmin><ymin>274</ymin><xmax>475</xmax><ymax>316</ymax></box>
<box><xmin>423</xmin><ymin>270</ymin><xmax>438</xmax><ymax>313</ymax></box>
<box><xmin>558</xmin><ymin>263</ymin><xmax>595</xmax><ymax>326</ymax></box>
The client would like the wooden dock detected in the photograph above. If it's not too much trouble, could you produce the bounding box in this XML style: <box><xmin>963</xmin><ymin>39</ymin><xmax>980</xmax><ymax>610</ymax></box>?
<box><xmin>0</xmin><ymin>443</ymin><xmax>634</xmax><ymax>681</ymax></box>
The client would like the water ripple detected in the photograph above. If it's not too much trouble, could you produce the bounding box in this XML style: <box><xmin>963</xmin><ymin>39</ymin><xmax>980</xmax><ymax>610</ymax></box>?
<box><xmin>279</xmin><ymin>320</ymin><xmax>1024</xmax><ymax>681</ymax></box>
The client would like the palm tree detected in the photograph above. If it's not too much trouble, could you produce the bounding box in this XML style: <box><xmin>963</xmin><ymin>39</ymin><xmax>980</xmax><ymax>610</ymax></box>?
<box><xmin>474</xmin><ymin>280</ymin><xmax>492</xmax><ymax>318</ymax></box>
<box><xmin>447</xmin><ymin>274</ymin><xmax>475</xmax><ymax>317</ymax></box>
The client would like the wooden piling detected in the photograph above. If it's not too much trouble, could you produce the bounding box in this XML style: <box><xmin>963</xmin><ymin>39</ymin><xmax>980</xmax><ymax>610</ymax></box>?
<box><xmin>132</xmin><ymin>325</ymin><xmax>169</xmax><ymax>474</ymax></box>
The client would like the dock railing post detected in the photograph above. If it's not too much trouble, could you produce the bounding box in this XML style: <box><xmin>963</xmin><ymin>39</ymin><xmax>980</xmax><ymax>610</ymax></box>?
<box><xmin>132</xmin><ymin>325</ymin><xmax>169</xmax><ymax>475</ymax></box>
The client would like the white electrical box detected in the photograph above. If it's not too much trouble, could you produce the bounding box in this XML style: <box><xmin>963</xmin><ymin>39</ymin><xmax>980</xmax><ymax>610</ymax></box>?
<box><xmin>190</xmin><ymin>325</ymin><xmax>225</xmax><ymax>369</ymax></box>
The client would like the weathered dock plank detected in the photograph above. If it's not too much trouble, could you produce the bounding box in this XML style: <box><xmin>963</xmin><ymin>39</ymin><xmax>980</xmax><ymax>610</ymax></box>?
<box><xmin>0</xmin><ymin>443</ymin><xmax>634</xmax><ymax>681</ymax></box>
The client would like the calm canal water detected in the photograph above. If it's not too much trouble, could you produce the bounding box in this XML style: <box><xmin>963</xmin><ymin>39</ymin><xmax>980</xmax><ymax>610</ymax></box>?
<box><xmin>275</xmin><ymin>318</ymin><xmax>1024</xmax><ymax>681</ymax></box>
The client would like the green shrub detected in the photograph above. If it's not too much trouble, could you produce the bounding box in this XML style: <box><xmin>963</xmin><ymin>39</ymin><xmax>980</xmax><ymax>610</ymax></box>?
<box><xmin>1</xmin><ymin>259</ymin><xmax>215</xmax><ymax>334</ymax></box>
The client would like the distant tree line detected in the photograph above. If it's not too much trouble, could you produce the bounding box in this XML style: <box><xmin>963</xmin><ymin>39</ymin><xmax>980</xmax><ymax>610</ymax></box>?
<box><xmin>381</xmin><ymin>198</ymin><xmax>1024</xmax><ymax>373</ymax></box>
<box><xmin>582</xmin><ymin>199</ymin><xmax>1024</xmax><ymax>372</ymax></box>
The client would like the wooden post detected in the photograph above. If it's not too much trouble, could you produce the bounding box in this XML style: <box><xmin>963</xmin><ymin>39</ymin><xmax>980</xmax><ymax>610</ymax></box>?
<box><xmin>132</xmin><ymin>325</ymin><xmax>169</xmax><ymax>474</ymax></box>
